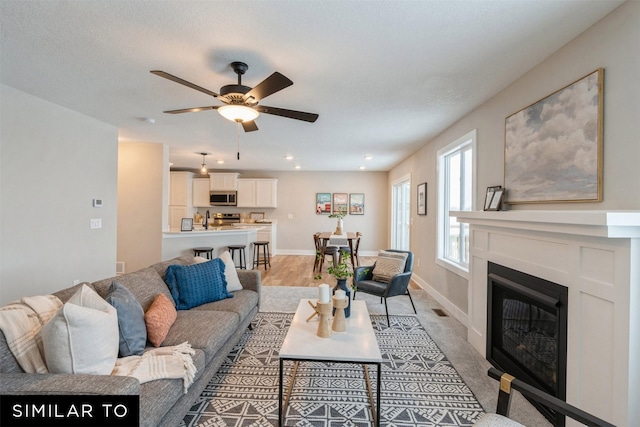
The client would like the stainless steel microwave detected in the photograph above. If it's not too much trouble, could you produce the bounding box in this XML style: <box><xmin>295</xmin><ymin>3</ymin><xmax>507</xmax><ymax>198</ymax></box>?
<box><xmin>209</xmin><ymin>191</ymin><xmax>237</xmax><ymax>206</ymax></box>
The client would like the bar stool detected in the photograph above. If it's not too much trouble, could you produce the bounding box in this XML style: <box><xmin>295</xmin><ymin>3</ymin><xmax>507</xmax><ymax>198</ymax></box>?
<box><xmin>193</xmin><ymin>247</ymin><xmax>214</xmax><ymax>259</ymax></box>
<box><xmin>252</xmin><ymin>241</ymin><xmax>271</xmax><ymax>270</ymax></box>
<box><xmin>227</xmin><ymin>244</ymin><xmax>247</xmax><ymax>269</ymax></box>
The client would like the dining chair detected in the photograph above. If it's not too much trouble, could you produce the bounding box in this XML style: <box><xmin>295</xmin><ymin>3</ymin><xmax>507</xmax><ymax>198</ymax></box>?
<box><xmin>313</xmin><ymin>232</ymin><xmax>338</xmax><ymax>272</ymax></box>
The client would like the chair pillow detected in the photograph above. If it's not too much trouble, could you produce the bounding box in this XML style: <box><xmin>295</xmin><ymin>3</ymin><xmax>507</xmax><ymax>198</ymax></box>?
<box><xmin>144</xmin><ymin>293</ymin><xmax>177</xmax><ymax>347</ymax></box>
<box><xmin>372</xmin><ymin>250</ymin><xmax>408</xmax><ymax>283</ymax></box>
<box><xmin>165</xmin><ymin>258</ymin><xmax>233</xmax><ymax>310</ymax></box>
<box><xmin>41</xmin><ymin>284</ymin><xmax>119</xmax><ymax>375</ymax></box>
<box><xmin>105</xmin><ymin>281</ymin><xmax>147</xmax><ymax>357</ymax></box>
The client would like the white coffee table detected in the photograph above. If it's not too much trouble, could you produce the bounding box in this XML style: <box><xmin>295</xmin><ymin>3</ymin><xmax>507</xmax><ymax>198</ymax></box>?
<box><xmin>278</xmin><ymin>298</ymin><xmax>382</xmax><ymax>426</ymax></box>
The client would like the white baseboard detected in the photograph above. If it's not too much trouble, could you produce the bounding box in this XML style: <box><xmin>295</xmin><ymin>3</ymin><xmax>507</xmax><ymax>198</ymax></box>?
<box><xmin>411</xmin><ymin>273</ymin><xmax>468</xmax><ymax>327</ymax></box>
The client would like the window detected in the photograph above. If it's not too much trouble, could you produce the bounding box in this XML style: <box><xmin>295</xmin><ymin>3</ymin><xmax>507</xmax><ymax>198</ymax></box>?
<box><xmin>437</xmin><ymin>130</ymin><xmax>476</xmax><ymax>277</ymax></box>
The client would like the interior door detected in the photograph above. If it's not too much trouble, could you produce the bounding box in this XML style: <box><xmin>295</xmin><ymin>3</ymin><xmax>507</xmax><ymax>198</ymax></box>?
<box><xmin>392</xmin><ymin>176</ymin><xmax>411</xmax><ymax>250</ymax></box>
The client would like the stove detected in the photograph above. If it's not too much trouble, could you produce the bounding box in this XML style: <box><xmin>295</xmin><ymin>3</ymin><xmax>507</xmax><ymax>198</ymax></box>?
<box><xmin>209</xmin><ymin>213</ymin><xmax>240</xmax><ymax>226</ymax></box>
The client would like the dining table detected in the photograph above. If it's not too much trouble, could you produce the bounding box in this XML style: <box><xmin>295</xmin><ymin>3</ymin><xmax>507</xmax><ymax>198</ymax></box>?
<box><xmin>319</xmin><ymin>231</ymin><xmax>358</xmax><ymax>270</ymax></box>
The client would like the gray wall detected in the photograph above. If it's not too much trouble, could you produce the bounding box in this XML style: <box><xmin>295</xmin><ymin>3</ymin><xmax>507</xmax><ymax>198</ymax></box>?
<box><xmin>390</xmin><ymin>0</ymin><xmax>640</xmax><ymax>319</ymax></box>
<box><xmin>0</xmin><ymin>84</ymin><xmax>118</xmax><ymax>305</ymax></box>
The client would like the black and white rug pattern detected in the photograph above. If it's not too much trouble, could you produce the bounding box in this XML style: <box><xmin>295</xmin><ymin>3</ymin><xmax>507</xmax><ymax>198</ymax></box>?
<box><xmin>181</xmin><ymin>312</ymin><xmax>484</xmax><ymax>426</ymax></box>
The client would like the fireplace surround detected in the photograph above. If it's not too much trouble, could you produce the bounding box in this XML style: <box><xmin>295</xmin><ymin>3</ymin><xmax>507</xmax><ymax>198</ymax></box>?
<box><xmin>452</xmin><ymin>210</ymin><xmax>640</xmax><ymax>427</ymax></box>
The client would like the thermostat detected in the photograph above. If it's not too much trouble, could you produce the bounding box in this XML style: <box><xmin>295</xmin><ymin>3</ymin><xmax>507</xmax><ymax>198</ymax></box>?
<box><xmin>93</xmin><ymin>199</ymin><xmax>103</xmax><ymax>208</ymax></box>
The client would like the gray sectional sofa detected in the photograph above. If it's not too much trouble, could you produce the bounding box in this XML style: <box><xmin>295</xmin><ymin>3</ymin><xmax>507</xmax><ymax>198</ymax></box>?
<box><xmin>0</xmin><ymin>254</ymin><xmax>261</xmax><ymax>426</ymax></box>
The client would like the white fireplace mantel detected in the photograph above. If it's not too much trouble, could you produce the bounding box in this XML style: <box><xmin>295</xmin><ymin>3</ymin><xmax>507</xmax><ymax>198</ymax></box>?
<box><xmin>451</xmin><ymin>209</ymin><xmax>640</xmax><ymax>238</ymax></box>
<box><xmin>451</xmin><ymin>210</ymin><xmax>640</xmax><ymax>427</ymax></box>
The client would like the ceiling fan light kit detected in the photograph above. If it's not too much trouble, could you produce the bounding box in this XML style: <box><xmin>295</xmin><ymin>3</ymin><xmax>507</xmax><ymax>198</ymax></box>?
<box><xmin>218</xmin><ymin>104</ymin><xmax>259</xmax><ymax>122</ymax></box>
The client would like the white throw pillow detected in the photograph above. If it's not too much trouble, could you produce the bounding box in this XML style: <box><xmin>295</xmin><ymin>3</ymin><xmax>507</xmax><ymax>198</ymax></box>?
<box><xmin>219</xmin><ymin>251</ymin><xmax>243</xmax><ymax>292</ymax></box>
<box><xmin>41</xmin><ymin>284</ymin><xmax>119</xmax><ymax>375</ymax></box>
<box><xmin>371</xmin><ymin>250</ymin><xmax>408</xmax><ymax>283</ymax></box>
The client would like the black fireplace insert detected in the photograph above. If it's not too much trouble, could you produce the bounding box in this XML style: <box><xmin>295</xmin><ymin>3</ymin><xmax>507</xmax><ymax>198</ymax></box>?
<box><xmin>486</xmin><ymin>262</ymin><xmax>568</xmax><ymax>426</ymax></box>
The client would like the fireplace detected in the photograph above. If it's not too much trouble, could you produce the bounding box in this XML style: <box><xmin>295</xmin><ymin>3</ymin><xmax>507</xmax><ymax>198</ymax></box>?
<box><xmin>487</xmin><ymin>262</ymin><xmax>568</xmax><ymax>426</ymax></box>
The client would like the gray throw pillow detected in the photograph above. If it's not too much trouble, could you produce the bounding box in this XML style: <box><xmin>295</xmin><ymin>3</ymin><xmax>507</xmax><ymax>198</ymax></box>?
<box><xmin>106</xmin><ymin>281</ymin><xmax>147</xmax><ymax>356</ymax></box>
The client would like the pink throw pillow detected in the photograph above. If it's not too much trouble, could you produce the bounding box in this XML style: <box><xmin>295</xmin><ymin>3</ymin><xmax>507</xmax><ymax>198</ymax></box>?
<box><xmin>144</xmin><ymin>293</ymin><xmax>177</xmax><ymax>347</ymax></box>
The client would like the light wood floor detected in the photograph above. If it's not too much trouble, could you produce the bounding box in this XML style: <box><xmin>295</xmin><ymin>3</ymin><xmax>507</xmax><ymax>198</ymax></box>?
<box><xmin>255</xmin><ymin>254</ymin><xmax>421</xmax><ymax>289</ymax></box>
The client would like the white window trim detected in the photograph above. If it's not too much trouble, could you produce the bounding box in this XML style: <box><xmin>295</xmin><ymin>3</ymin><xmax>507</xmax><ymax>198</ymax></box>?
<box><xmin>436</xmin><ymin>129</ymin><xmax>477</xmax><ymax>279</ymax></box>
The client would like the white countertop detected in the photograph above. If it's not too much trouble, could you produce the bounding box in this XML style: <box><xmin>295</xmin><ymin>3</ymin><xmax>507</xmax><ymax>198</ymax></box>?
<box><xmin>163</xmin><ymin>226</ymin><xmax>262</xmax><ymax>237</ymax></box>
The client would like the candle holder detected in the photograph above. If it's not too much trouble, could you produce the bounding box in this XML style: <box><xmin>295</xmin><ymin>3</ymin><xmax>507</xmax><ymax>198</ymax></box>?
<box><xmin>332</xmin><ymin>296</ymin><xmax>348</xmax><ymax>332</ymax></box>
<box><xmin>316</xmin><ymin>301</ymin><xmax>333</xmax><ymax>338</ymax></box>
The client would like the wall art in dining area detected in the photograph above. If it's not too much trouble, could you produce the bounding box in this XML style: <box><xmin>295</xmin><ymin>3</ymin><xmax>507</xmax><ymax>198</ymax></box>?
<box><xmin>316</xmin><ymin>193</ymin><xmax>331</xmax><ymax>214</ymax></box>
<box><xmin>504</xmin><ymin>68</ymin><xmax>603</xmax><ymax>204</ymax></box>
<box><xmin>417</xmin><ymin>182</ymin><xmax>427</xmax><ymax>215</ymax></box>
<box><xmin>349</xmin><ymin>193</ymin><xmax>364</xmax><ymax>215</ymax></box>
<box><xmin>332</xmin><ymin>193</ymin><xmax>348</xmax><ymax>215</ymax></box>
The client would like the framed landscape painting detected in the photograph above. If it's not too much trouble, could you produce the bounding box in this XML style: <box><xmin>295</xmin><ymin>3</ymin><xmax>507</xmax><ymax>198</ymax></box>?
<box><xmin>504</xmin><ymin>68</ymin><xmax>603</xmax><ymax>204</ymax></box>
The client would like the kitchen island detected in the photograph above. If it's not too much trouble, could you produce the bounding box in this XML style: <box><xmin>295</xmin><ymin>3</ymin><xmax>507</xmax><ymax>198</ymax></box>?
<box><xmin>162</xmin><ymin>226</ymin><xmax>263</xmax><ymax>261</ymax></box>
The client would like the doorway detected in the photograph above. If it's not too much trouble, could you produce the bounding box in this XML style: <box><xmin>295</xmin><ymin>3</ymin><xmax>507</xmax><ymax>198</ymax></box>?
<box><xmin>392</xmin><ymin>176</ymin><xmax>410</xmax><ymax>250</ymax></box>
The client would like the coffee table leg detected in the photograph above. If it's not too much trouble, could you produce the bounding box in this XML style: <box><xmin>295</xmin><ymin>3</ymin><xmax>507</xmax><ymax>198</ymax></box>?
<box><xmin>363</xmin><ymin>364</ymin><xmax>378</xmax><ymax>426</ymax></box>
<box><xmin>278</xmin><ymin>358</ymin><xmax>283</xmax><ymax>427</ymax></box>
<box><xmin>281</xmin><ymin>360</ymin><xmax>299</xmax><ymax>425</ymax></box>
<box><xmin>376</xmin><ymin>362</ymin><xmax>381</xmax><ymax>427</ymax></box>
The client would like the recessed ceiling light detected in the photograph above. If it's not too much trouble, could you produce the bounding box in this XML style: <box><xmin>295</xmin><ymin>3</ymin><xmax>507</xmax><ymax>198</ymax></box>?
<box><xmin>359</xmin><ymin>166</ymin><xmax>366</xmax><ymax>170</ymax></box>
<box><xmin>364</xmin><ymin>155</ymin><xmax>373</xmax><ymax>160</ymax></box>
<box><xmin>294</xmin><ymin>165</ymin><xmax>301</xmax><ymax>169</ymax></box>
<box><xmin>217</xmin><ymin>160</ymin><xmax>225</xmax><ymax>164</ymax></box>
<box><xmin>284</xmin><ymin>155</ymin><xmax>293</xmax><ymax>160</ymax></box>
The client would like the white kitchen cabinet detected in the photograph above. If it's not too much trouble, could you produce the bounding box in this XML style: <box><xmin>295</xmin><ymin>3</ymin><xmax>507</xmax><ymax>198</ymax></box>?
<box><xmin>168</xmin><ymin>205</ymin><xmax>188</xmax><ymax>231</ymax></box>
<box><xmin>237</xmin><ymin>178</ymin><xmax>277</xmax><ymax>208</ymax></box>
<box><xmin>169</xmin><ymin>172</ymin><xmax>194</xmax><ymax>230</ymax></box>
<box><xmin>209</xmin><ymin>173</ymin><xmax>239</xmax><ymax>191</ymax></box>
<box><xmin>192</xmin><ymin>178</ymin><xmax>210</xmax><ymax>207</ymax></box>
<box><xmin>169</xmin><ymin>171</ymin><xmax>193</xmax><ymax>205</ymax></box>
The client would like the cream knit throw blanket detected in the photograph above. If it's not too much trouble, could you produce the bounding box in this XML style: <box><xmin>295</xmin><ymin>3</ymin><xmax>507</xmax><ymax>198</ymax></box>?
<box><xmin>0</xmin><ymin>295</ymin><xmax>62</xmax><ymax>373</ymax></box>
<box><xmin>111</xmin><ymin>342</ymin><xmax>197</xmax><ymax>393</ymax></box>
<box><xmin>0</xmin><ymin>295</ymin><xmax>197</xmax><ymax>393</ymax></box>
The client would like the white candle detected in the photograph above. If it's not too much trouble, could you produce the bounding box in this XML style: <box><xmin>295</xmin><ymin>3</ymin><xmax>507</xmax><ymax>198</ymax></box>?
<box><xmin>319</xmin><ymin>284</ymin><xmax>330</xmax><ymax>303</ymax></box>
<box><xmin>335</xmin><ymin>289</ymin><xmax>346</xmax><ymax>300</ymax></box>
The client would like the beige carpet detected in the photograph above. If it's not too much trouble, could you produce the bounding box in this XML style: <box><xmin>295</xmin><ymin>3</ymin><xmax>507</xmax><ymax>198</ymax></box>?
<box><xmin>260</xmin><ymin>286</ymin><xmax>552</xmax><ymax>427</ymax></box>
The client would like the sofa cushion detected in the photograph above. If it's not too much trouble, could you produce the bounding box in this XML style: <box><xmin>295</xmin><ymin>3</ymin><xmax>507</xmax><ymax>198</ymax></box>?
<box><xmin>151</xmin><ymin>255</ymin><xmax>194</xmax><ymax>280</ymax></box>
<box><xmin>92</xmin><ymin>267</ymin><xmax>174</xmax><ymax>311</ymax></box>
<box><xmin>41</xmin><ymin>285</ymin><xmax>119</xmax><ymax>375</ymax></box>
<box><xmin>165</xmin><ymin>258</ymin><xmax>233</xmax><ymax>310</ymax></box>
<box><xmin>193</xmin><ymin>289</ymin><xmax>258</xmax><ymax>321</ymax></box>
<box><xmin>372</xmin><ymin>250</ymin><xmax>408</xmax><ymax>283</ymax></box>
<box><xmin>105</xmin><ymin>281</ymin><xmax>147</xmax><ymax>356</ymax></box>
<box><xmin>144</xmin><ymin>293</ymin><xmax>177</xmax><ymax>347</ymax></box>
<box><xmin>161</xmin><ymin>310</ymin><xmax>238</xmax><ymax>364</ymax></box>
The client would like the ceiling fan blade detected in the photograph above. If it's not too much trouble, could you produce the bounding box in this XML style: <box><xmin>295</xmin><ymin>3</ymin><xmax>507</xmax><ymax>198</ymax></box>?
<box><xmin>242</xmin><ymin>120</ymin><xmax>259</xmax><ymax>132</ymax></box>
<box><xmin>163</xmin><ymin>106</ymin><xmax>219</xmax><ymax>114</ymax></box>
<box><xmin>257</xmin><ymin>105</ymin><xmax>319</xmax><ymax>123</ymax></box>
<box><xmin>244</xmin><ymin>72</ymin><xmax>293</xmax><ymax>103</ymax></box>
<box><xmin>150</xmin><ymin>70</ymin><xmax>219</xmax><ymax>98</ymax></box>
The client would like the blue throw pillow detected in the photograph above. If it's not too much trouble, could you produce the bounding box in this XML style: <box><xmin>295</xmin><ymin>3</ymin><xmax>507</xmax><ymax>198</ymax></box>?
<box><xmin>105</xmin><ymin>281</ymin><xmax>147</xmax><ymax>357</ymax></box>
<box><xmin>164</xmin><ymin>258</ymin><xmax>233</xmax><ymax>310</ymax></box>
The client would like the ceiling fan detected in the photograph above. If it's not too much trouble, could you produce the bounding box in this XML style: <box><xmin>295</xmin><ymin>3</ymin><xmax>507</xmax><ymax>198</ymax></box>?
<box><xmin>151</xmin><ymin>62</ymin><xmax>319</xmax><ymax>132</ymax></box>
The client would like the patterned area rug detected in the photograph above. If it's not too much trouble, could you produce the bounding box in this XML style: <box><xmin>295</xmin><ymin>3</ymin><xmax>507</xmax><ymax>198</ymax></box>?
<box><xmin>181</xmin><ymin>312</ymin><xmax>484</xmax><ymax>426</ymax></box>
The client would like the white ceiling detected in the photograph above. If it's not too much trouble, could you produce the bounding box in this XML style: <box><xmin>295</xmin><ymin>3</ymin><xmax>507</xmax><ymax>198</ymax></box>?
<box><xmin>0</xmin><ymin>0</ymin><xmax>623</xmax><ymax>172</ymax></box>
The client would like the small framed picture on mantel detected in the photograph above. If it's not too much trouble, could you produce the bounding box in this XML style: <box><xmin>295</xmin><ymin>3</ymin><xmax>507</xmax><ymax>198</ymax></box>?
<box><xmin>486</xmin><ymin>187</ymin><xmax>505</xmax><ymax>211</ymax></box>
<box><xmin>484</xmin><ymin>186</ymin><xmax>502</xmax><ymax>211</ymax></box>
